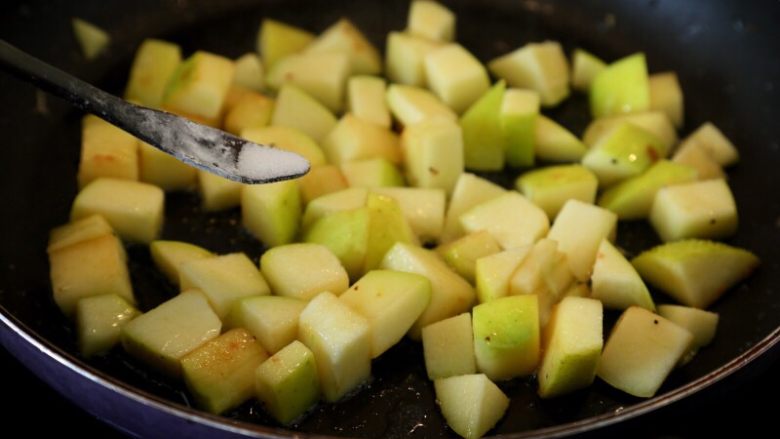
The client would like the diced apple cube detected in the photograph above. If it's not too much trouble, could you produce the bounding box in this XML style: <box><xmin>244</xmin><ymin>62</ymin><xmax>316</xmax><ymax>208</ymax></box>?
<box><xmin>304</xmin><ymin>207</ymin><xmax>371</xmax><ymax>280</ymax></box>
<box><xmin>71</xmin><ymin>178</ymin><xmax>164</xmax><ymax>243</ymax></box>
<box><xmin>182</xmin><ymin>328</ymin><xmax>268</xmax><ymax>414</ymax></box>
<box><xmin>460</xmin><ymin>192</ymin><xmax>549</xmax><ymax>250</ymax></box>
<box><xmin>548</xmin><ymin>199</ymin><xmax>618</xmax><ymax>281</ymax></box>
<box><xmin>422</xmin><ymin>313</ymin><xmax>476</xmax><ymax>379</ymax></box>
<box><xmin>138</xmin><ymin>142</ymin><xmax>197</xmax><ymax>191</ymax></box>
<box><xmin>475</xmin><ymin>247</ymin><xmax>532</xmax><ymax>304</ymax></box>
<box><xmin>632</xmin><ymin>240</ymin><xmax>759</xmax><ymax>308</ymax></box>
<box><xmin>656</xmin><ymin>305</ymin><xmax>718</xmax><ymax>349</ymax></box>
<box><xmin>302</xmin><ymin>187</ymin><xmax>368</xmax><ymax>229</ymax></box>
<box><xmin>590</xmin><ymin>53</ymin><xmax>649</xmax><ymax>118</ymax></box>
<box><xmin>424</xmin><ymin>44</ymin><xmax>490</xmax><ymax>114</ymax></box>
<box><xmin>582</xmin><ymin>111</ymin><xmax>678</xmax><ymax>153</ymax></box>
<box><xmin>125</xmin><ymin>39</ymin><xmax>182</xmax><ymax>108</ymax></box>
<box><xmin>298</xmin><ymin>292</ymin><xmax>371</xmax><ymax>402</ymax></box>
<box><xmin>150</xmin><ymin>240</ymin><xmax>213</xmax><ymax>286</ymax></box>
<box><xmin>538</xmin><ymin>297</ymin><xmax>603</xmax><ymax>398</ymax></box>
<box><xmin>257</xmin><ymin>19</ymin><xmax>314</xmax><ymax>70</ymax></box>
<box><xmin>255</xmin><ymin>340</ymin><xmax>320</xmax><ymax>425</ymax></box>
<box><xmin>678</xmin><ymin>122</ymin><xmax>739</xmax><ymax>167</ymax></box>
<box><xmin>198</xmin><ymin>170</ymin><xmax>244</xmax><ymax>211</ymax></box>
<box><xmin>76</xmin><ymin>294</ymin><xmax>139</xmax><ymax>357</ymax></box>
<box><xmin>437</xmin><ymin>231</ymin><xmax>502</xmax><ymax>283</ymax></box>
<box><xmin>224</xmin><ymin>92</ymin><xmax>274</xmax><ymax>135</ymax></box>
<box><xmin>597</xmin><ymin>307</ymin><xmax>692</xmax><ymax>397</ymax></box>
<box><xmin>121</xmin><ymin>290</ymin><xmax>222</xmax><ymax>377</ymax></box>
<box><xmin>48</xmin><ymin>214</ymin><xmax>113</xmax><ymax>252</ymax></box>
<box><xmin>591</xmin><ymin>239</ymin><xmax>655</xmax><ymax>310</ymax></box>
<box><xmin>582</xmin><ymin>122</ymin><xmax>666</xmax><ymax>187</ymax></box>
<box><xmin>515</xmin><ymin>164</ymin><xmax>598</xmax><ymax>219</ymax></box>
<box><xmin>386</xmin><ymin>84</ymin><xmax>457</xmax><ymax>127</ymax></box>
<box><xmin>363</xmin><ymin>193</ymin><xmax>419</xmax><ymax>272</ymax></box>
<box><xmin>340</xmin><ymin>270</ymin><xmax>431</xmax><ymax>358</ymax></box>
<box><xmin>649</xmin><ymin>72</ymin><xmax>683</xmax><ymax>128</ymax></box>
<box><xmin>534</xmin><ymin>115</ymin><xmax>586</xmax><ymax>162</ymax></box>
<box><xmin>434</xmin><ymin>374</ymin><xmax>509</xmax><ymax>439</ymax></box>
<box><xmin>241</xmin><ymin>125</ymin><xmax>325</xmax><ymax>167</ymax></box>
<box><xmin>162</xmin><ymin>51</ymin><xmax>235</xmax><ymax>125</ymax></box>
<box><xmin>502</xmin><ymin>88</ymin><xmax>540</xmax><ymax>167</ymax></box>
<box><xmin>407</xmin><ymin>0</ymin><xmax>455</xmax><ymax>42</ymax></box>
<box><xmin>77</xmin><ymin>116</ymin><xmax>139</xmax><ymax>189</ymax></box>
<box><xmin>570</xmin><ymin>48</ymin><xmax>606</xmax><ymax>92</ymax></box>
<box><xmin>180</xmin><ymin>253</ymin><xmax>271</xmax><ymax>319</ymax></box>
<box><xmin>227</xmin><ymin>295</ymin><xmax>306</xmax><ymax>355</ymax></box>
<box><xmin>473</xmin><ymin>295</ymin><xmax>540</xmax><ymax>380</ymax></box>
<box><xmin>488</xmin><ymin>41</ymin><xmax>570</xmax><ymax>107</ymax></box>
<box><xmin>461</xmin><ymin>81</ymin><xmax>506</xmax><ymax>171</ymax></box>
<box><xmin>385</xmin><ymin>31</ymin><xmax>441</xmax><ymax>87</ymax></box>
<box><xmin>649</xmin><ymin>179</ymin><xmax>737</xmax><ymax>242</ymax></box>
<box><xmin>271</xmin><ymin>85</ymin><xmax>337</xmax><ymax>143</ymax></box>
<box><xmin>340</xmin><ymin>158</ymin><xmax>405</xmax><ymax>188</ymax></box>
<box><xmin>672</xmin><ymin>140</ymin><xmax>726</xmax><ymax>180</ymax></box>
<box><xmin>72</xmin><ymin>18</ymin><xmax>109</xmax><ymax>60</ymax></box>
<box><xmin>372</xmin><ymin>187</ymin><xmax>446</xmax><ymax>243</ymax></box>
<box><xmin>266</xmin><ymin>52</ymin><xmax>350</xmax><ymax>112</ymax></box>
<box><xmin>298</xmin><ymin>165</ymin><xmax>349</xmax><ymax>205</ymax></box>
<box><xmin>347</xmin><ymin>76</ymin><xmax>391</xmax><ymax>128</ymax></box>
<box><xmin>242</xmin><ymin>179</ymin><xmax>301</xmax><ymax>247</ymax></box>
<box><xmin>441</xmin><ymin>173</ymin><xmax>506</xmax><ymax>243</ymax></box>
<box><xmin>401</xmin><ymin>117</ymin><xmax>464</xmax><ymax>196</ymax></box>
<box><xmin>304</xmin><ymin>18</ymin><xmax>382</xmax><ymax>75</ymax></box>
<box><xmin>381</xmin><ymin>243</ymin><xmax>476</xmax><ymax>338</ymax></box>
<box><xmin>233</xmin><ymin>53</ymin><xmax>264</xmax><ymax>92</ymax></box>
<box><xmin>322</xmin><ymin>114</ymin><xmax>401</xmax><ymax>165</ymax></box>
<box><xmin>260</xmin><ymin>243</ymin><xmax>349</xmax><ymax>301</ymax></box>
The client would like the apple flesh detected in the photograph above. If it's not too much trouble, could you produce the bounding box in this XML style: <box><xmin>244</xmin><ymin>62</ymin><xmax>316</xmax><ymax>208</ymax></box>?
<box><xmin>677</xmin><ymin>122</ymin><xmax>739</xmax><ymax>167</ymax></box>
<box><xmin>241</xmin><ymin>125</ymin><xmax>325</xmax><ymax>167</ymax></box>
<box><xmin>649</xmin><ymin>72</ymin><xmax>684</xmax><ymax>128</ymax></box>
<box><xmin>672</xmin><ymin>139</ymin><xmax>726</xmax><ymax>180</ymax></box>
<box><xmin>570</xmin><ymin>49</ymin><xmax>606</xmax><ymax>92</ymax></box>
<box><xmin>591</xmin><ymin>239</ymin><xmax>655</xmax><ymax>311</ymax></box>
<box><xmin>371</xmin><ymin>187</ymin><xmax>446</xmax><ymax>243</ymax></box>
<box><xmin>77</xmin><ymin>116</ymin><xmax>139</xmax><ymax>189</ymax></box>
<box><xmin>232</xmin><ymin>53</ymin><xmax>264</xmax><ymax>92</ymax></box>
<box><xmin>502</xmin><ymin>88</ymin><xmax>540</xmax><ymax>167</ymax></box>
<box><xmin>304</xmin><ymin>18</ymin><xmax>382</xmax><ymax>76</ymax></box>
<box><xmin>76</xmin><ymin>294</ymin><xmax>139</xmax><ymax>358</ymax></box>
<box><xmin>256</xmin><ymin>18</ymin><xmax>314</xmax><ymax>70</ymax></box>
<box><xmin>407</xmin><ymin>0</ymin><xmax>456</xmax><ymax>42</ymax></box>
<box><xmin>401</xmin><ymin>117</ymin><xmax>464</xmax><ymax>196</ymax></box>
<box><xmin>437</xmin><ymin>231</ymin><xmax>502</xmax><ymax>284</ymax></box>
<box><xmin>581</xmin><ymin>122</ymin><xmax>666</xmax><ymax>187</ymax></box>
<box><xmin>534</xmin><ymin>115</ymin><xmax>587</xmax><ymax>162</ymax></box>
<box><xmin>384</xmin><ymin>31</ymin><xmax>441</xmax><ymax>87</ymax></box>
<box><xmin>125</xmin><ymin>39</ymin><xmax>182</xmax><ymax>107</ymax></box>
<box><xmin>434</xmin><ymin>374</ymin><xmax>509</xmax><ymax>439</ymax></box>
<box><xmin>582</xmin><ymin>111</ymin><xmax>678</xmax><ymax>153</ymax></box>
<box><xmin>255</xmin><ymin>340</ymin><xmax>320</xmax><ymax>425</ymax></box>
<box><xmin>301</xmin><ymin>187</ymin><xmax>368</xmax><ymax>230</ymax></box>
<box><xmin>271</xmin><ymin>85</ymin><xmax>337</xmax><ymax>143</ymax></box>
<box><xmin>48</xmin><ymin>214</ymin><xmax>113</xmax><ymax>252</ymax></box>
<box><xmin>298</xmin><ymin>165</ymin><xmax>349</xmax><ymax>205</ymax></box>
<box><xmin>459</xmin><ymin>192</ymin><xmax>549</xmax><ymax>250</ymax></box>
<box><xmin>515</xmin><ymin>164</ymin><xmax>598</xmax><ymax>220</ymax></box>
<box><xmin>340</xmin><ymin>158</ymin><xmax>405</xmax><ymax>189</ymax></box>
<box><xmin>441</xmin><ymin>173</ymin><xmax>506</xmax><ymax>243</ymax></box>
<box><xmin>162</xmin><ymin>51</ymin><xmax>235</xmax><ymax>126</ymax></box>
<box><xmin>266</xmin><ymin>52</ymin><xmax>350</xmax><ymax>112</ymax></box>
<box><xmin>347</xmin><ymin>75</ymin><xmax>391</xmax><ymax>128</ymax></box>
<box><xmin>197</xmin><ymin>170</ymin><xmax>244</xmax><ymax>211</ymax></box>
<box><xmin>488</xmin><ymin>41</ymin><xmax>570</xmax><ymax>107</ymax></box>
<box><xmin>139</xmin><ymin>141</ymin><xmax>197</xmax><ymax>191</ymax></box>
<box><xmin>323</xmin><ymin>114</ymin><xmax>401</xmax><ymax>165</ymax></box>
<box><xmin>422</xmin><ymin>312</ymin><xmax>476</xmax><ymax>379</ymax></box>
<box><xmin>260</xmin><ymin>243</ymin><xmax>349</xmax><ymax>301</ymax></box>
<box><xmin>241</xmin><ymin>179</ymin><xmax>301</xmax><ymax>247</ymax></box>
<box><xmin>475</xmin><ymin>247</ymin><xmax>532</xmax><ymax>304</ymax></box>
<box><xmin>649</xmin><ymin>179</ymin><xmax>738</xmax><ymax>242</ymax></box>
<box><xmin>460</xmin><ymin>81</ymin><xmax>506</xmax><ymax>171</ymax></box>
<box><xmin>150</xmin><ymin>240</ymin><xmax>214</xmax><ymax>286</ymax></box>
<box><xmin>227</xmin><ymin>295</ymin><xmax>307</xmax><ymax>355</ymax></box>
<box><xmin>590</xmin><ymin>53</ymin><xmax>649</xmax><ymax>118</ymax></box>
<box><xmin>425</xmin><ymin>43</ymin><xmax>490</xmax><ymax>114</ymax></box>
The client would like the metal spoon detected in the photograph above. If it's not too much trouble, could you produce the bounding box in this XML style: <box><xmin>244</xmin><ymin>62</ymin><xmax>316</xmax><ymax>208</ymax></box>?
<box><xmin>0</xmin><ymin>40</ymin><xmax>310</xmax><ymax>184</ymax></box>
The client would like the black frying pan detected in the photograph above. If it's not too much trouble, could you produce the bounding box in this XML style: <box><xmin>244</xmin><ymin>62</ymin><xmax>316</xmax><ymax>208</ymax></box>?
<box><xmin>1</xmin><ymin>0</ymin><xmax>779</xmax><ymax>437</ymax></box>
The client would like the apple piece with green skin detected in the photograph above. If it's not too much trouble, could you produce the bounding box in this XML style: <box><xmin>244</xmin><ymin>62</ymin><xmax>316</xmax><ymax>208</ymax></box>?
<box><xmin>266</xmin><ymin>52</ymin><xmax>350</xmax><ymax>112</ymax></box>
<box><xmin>302</xmin><ymin>187</ymin><xmax>368</xmax><ymax>230</ymax></box>
<box><xmin>371</xmin><ymin>187</ymin><xmax>446</xmax><ymax>243</ymax></box>
<box><xmin>304</xmin><ymin>207</ymin><xmax>371</xmax><ymax>280</ymax></box>
<box><xmin>182</xmin><ymin>328</ymin><xmax>268</xmax><ymax>414</ymax></box>
<box><xmin>49</xmin><ymin>234</ymin><xmax>134</xmax><ymax>318</ymax></box>
<box><xmin>473</xmin><ymin>295</ymin><xmax>540</xmax><ymax>380</ymax></box>
<box><xmin>502</xmin><ymin>88</ymin><xmax>540</xmax><ymax>167</ymax></box>
<box><xmin>121</xmin><ymin>290</ymin><xmax>221</xmax><ymax>377</ymax></box>
<box><xmin>386</xmin><ymin>84</ymin><xmax>457</xmax><ymax>127</ymax></box>
<box><xmin>363</xmin><ymin>193</ymin><xmax>419</xmax><ymax>273</ymax></box>
<box><xmin>340</xmin><ymin>270</ymin><xmax>431</xmax><ymax>358</ymax></box>
<box><xmin>233</xmin><ymin>53</ymin><xmax>264</xmax><ymax>92</ymax></box>
<box><xmin>298</xmin><ymin>291</ymin><xmax>372</xmax><ymax>402</ymax></box>
<box><xmin>425</xmin><ymin>43</ymin><xmax>491</xmax><ymax>114</ymax></box>
<box><xmin>591</xmin><ymin>239</ymin><xmax>655</xmax><ymax>311</ymax></box>
<box><xmin>678</xmin><ymin>122</ymin><xmax>739</xmax><ymax>167</ymax></box>
<box><xmin>441</xmin><ymin>173</ymin><xmax>506</xmax><ymax>244</ymax></box>
<box><xmin>162</xmin><ymin>51</ymin><xmax>235</xmax><ymax>126</ymax></box>
<box><xmin>125</xmin><ymin>39</ymin><xmax>181</xmax><ymax>108</ymax></box>
<box><xmin>422</xmin><ymin>313</ymin><xmax>476</xmax><ymax>379</ymax></box>
<box><xmin>672</xmin><ymin>140</ymin><xmax>726</xmax><ymax>180</ymax></box>
<box><xmin>197</xmin><ymin>170</ymin><xmax>243</xmax><ymax>212</ymax></box>
<box><xmin>323</xmin><ymin>114</ymin><xmax>401</xmax><ymax>165</ymax></box>
<box><xmin>598</xmin><ymin>160</ymin><xmax>698</xmax><ymax>220</ymax></box>
<box><xmin>437</xmin><ymin>231</ymin><xmax>502</xmax><ymax>284</ymax></box>
<box><xmin>241</xmin><ymin>125</ymin><xmax>325</xmax><ymax>167</ymax></box>
<box><xmin>255</xmin><ymin>340</ymin><xmax>320</xmax><ymax>425</ymax></box>
<box><xmin>475</xmin><ymin>247</ymin><xmax>532</xmax><ymax>304</ymax></box>
<box><xmin>656</xmin><ymin>304</ymin><xmax>718</xmax><ymax>365</ymax></box>
<box><xmin>435</xmin><ymin>374</ymin><xmax>509</xmax><ymax>439</ymax></box>
<box><xmin>223</xmin><ymin>92</ymin><xmax>274</xmax><ymax>135</ymax></box>
<box><xmin>348</xmin><ymin>76</ymin><xmax>391</xmax><ymax>128</ymax></box>
<box><xmin>381</xmin><ymin>243</ymin><xmax>476</xmax><ymax>339</ymax></box>
<box><xmin>260</xmin><ymin>243</ymin><xmax>348</xmax><ymax>301</ymax></box>
<box><xmin>139</xmin><ymin>141</ymin><xmax>198</xmax><ymax>191</ymax></box>
<box><xmin>72</xmin><ymin>18</ymin><xmax>109</xmax><ymax>60</ymax></box>
<box><xmin>72</xmin><ymin>178</ymin><xmax>164</xmax><ymax>244</ymax></box>
<box><xmin>180</xmin><ymin>253</ymin><xmax>271</xmax><ymax>319</ymax></box>
<box><xmin>150</xmin><ymin>240</ymin><xmax>214</xmax><ymax>286</ymax></box>
<box><xmin>534</xmin><ymin>115</ymin><xmax>587</xmax><ymax>162</ymax></box>
<box><xmin>649</xmin><ymin>179</ymin><xmax>737</xmax><ymax>242</ymax></box>
<box><xmin>538</xmin><ymin>297</ymin><xmax>603</xmax><ymax>398</ymax></box>
<box><xmin>460</xmin><ymin>81</ymin><xmax>506</xmax><ymax>171</ymax></box>
<box><xmin>582</xmin><ymin>111</ymin><xmax>678</xmax><ymax>154</ymax></box>
<box><xmin>488</xmin><ymin>41</ymin><xmax>570</xmax><ymax>107</ymax></box>
<box><xmin>401</xmin><ymin>117</ymin><xmax>464</xmax><ymax>196</ymax></box>
<box><xmin>460</xmin><ymin>192</ymin><xmax>549</xmax><ymax>250</ymax></box>
<box><xmin>570</xmin><ymin>48</ymin><xmax>606</xmax><ymax>92</ymax></box>
<box><xmin>76</xmin><ymin>294</ymin><xmax>139</xmax><ymax>358</ymax></box>
<box><xmin>77</xmin><ymin>116</ymin><xmax>139</xmax><ymax>189</ymax></box>
<box><xmin>632</xmin><ymin>239</ymin><xmax>759</xmax><ymax>309</ymax></box>
<box><xmin>548</xmin><ymin>199</ymin><xmax>618</xmax><ymax>281</ymax></box>
<box><xmin>48</xmin><ymin>214</ymin><xmax>113</xmax><ymax>252</ymax></box>
<box><xmin>271</xmin><ymin>85</ymin><xmax>337</xmax><ymax>143</ymax></box>
<box><xmin>304</xmin><ymin>18</ymin><xmax>382</xmax><ymax>76</ymax></box>
<box><xmin>298</xmin><ymin>165</ymin><xmax>349</xmax><ymax>205</ymax></box>
<box><xmin>515</xmin><ymin>164</ymin><xmax>598</xmax><ymax>220</ymax></box>
<box><xmin>649</xmin><ymin>72</ymin><xmax>683</xmax><ymax>128</ymax></box>
<box><xmin>340</xmin><ymin>158</ymin><xmax>405</xmax><ymax>189</ymax></box>
<box><xmin>581</xmin><ymin>122</ymin><xmax>667</xmax><ymax>187</ymax></box>
<box><xmin>256</xmin><ymin>18</ymin><xmax>314</xmax><ymax>70</ymax></box>
<box><xmin>241</xmin><ymin>179</ymin><xmax>301</xmax><ymax>247</ymax></box>
<box><xmin>227</xmin><ymin>295</ymin><xmax>307</xmax><ymax>355</ymax></box>
<box><xmin>597</xmin><ymin>307</ymin><xmax>692</xmax><ymax>398</ymax></box>
<box><xmin>590</xmin><ymin>53</ymin><xmax>649</xmax><ymax>118</ymax></box>
<box><xmin>407</xmin><ymin>0</ymin><xmax>456</xmax><ymax>42</ymax></box>
<box><xmin>385</xmin><ymin>31</ymin><xmax>441</xmax><ymax>87</ymax></box>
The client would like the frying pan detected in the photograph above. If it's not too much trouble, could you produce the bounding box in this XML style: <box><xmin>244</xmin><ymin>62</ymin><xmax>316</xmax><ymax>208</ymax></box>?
<box><xmin>1</xmin><ymin>0</ymin><xmax>778</xmax><ymax>437</ymax></box>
